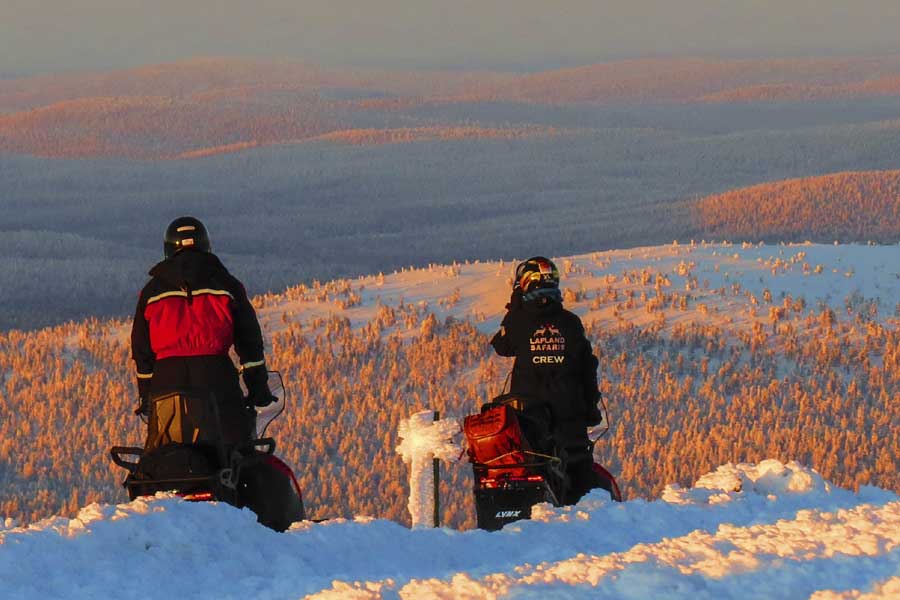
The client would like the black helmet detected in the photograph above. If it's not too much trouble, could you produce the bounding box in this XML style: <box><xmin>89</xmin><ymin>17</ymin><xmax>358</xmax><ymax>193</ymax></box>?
<box><xmin>514</xmin><ymin>256</ymin><xmax>560</xmax><ymax>294</ymax></box>
<box><xmin>164</xmin><ymin>216</ymin><xmax>211</xmax><ymax>259</ymax></box>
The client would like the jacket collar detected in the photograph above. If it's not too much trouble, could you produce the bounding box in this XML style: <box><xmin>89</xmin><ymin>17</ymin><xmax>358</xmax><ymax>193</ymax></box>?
<box><xmin>149</xmin><ymin>250</ymin><xmax>229</xmax><ymax>290</ymax></box>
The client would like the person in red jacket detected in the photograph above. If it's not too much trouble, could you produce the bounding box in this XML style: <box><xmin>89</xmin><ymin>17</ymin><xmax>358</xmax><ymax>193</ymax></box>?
<box><xmin>130</xmin><ymin>216</ymin><xmax>274</xmax><ymax>445</ymax></box>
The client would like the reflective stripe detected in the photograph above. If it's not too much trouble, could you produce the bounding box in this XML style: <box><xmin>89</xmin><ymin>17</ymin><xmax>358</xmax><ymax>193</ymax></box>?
<box><xmin>146</xmin><ymin>288</ymin><xmax>234</xmax><ymax>306</ymax></box>
<box><xmin>136</xmin><ymin>372</ymin><xmax>153</xmax><ymax>379</ymax></box>
<box><xmin>239</xmin><ymin>360</ymin><xmax>266</xmax><ymax>373</ymax></box>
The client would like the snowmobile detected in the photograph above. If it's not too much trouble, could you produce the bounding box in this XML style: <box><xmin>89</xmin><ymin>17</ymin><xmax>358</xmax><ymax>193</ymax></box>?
<box><xmin>464</xmin><ymin>392</ymin><xmax>622</xmax><ymax>531</ymax></box>
<box><xmin>110</xmin><ymin>372</ymin><xmax>305</xmax><ymax>532</ymax></box>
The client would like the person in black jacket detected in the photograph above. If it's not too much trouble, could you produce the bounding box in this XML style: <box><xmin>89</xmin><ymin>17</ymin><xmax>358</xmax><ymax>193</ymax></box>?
<box><xmin>130</xmin><ymin>216</ymin><xmax>274</xmax><ymax>446</ymax></box>
<box><xmin>491</xmin><ymin>256</ymin><xmax>602</xmax><ymax>504</ymax></box>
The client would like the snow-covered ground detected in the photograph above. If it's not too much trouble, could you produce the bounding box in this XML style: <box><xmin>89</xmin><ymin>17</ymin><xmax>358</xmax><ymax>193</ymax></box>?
<box><xmin>257</xmin><ymin>242</ymin><xmax>900</xmax><ymax>338</ymax></box>
<box><xmin>92</xmin><ymin>241</ymin><xmax>900</xmax><ymax>351</ymax></box>
<box><xmin>2</xmin><ymin>460</ymin><xmax>897</xmax><ymax>599</ymax></box>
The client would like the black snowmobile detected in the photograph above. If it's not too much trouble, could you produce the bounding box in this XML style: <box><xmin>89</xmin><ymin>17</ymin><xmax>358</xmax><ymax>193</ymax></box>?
<box><xmin>110</xmin><ymin>372</ymin><xmax>305</xmax><ymax>532</ymax></box>
<box><xmin>464</xmin><ymin>392</ymin><xmax>622</xmax><ymax>531</ymax></box>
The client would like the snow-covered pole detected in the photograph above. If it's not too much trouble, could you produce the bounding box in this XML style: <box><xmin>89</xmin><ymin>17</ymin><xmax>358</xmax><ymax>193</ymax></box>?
<box><xmin>396</xmin><ymin>409</ymin><xmax>460</xmax><ymax>528</ymax></box>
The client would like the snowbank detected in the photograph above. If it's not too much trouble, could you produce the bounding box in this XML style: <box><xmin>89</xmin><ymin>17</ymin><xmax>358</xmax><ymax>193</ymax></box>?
<box><xmin>661</xmin><ymin>459</ymin><xmax>833</xmax><ymax>505</ymax></box>
<box><xmin>1</xmin><ymin>460</ymin><xmax>897</xmax><ymax>599</ymax></box>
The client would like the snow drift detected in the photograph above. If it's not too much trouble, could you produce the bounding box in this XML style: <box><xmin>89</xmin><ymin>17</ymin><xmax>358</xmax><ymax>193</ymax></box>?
<box><xmin>1</xmin><ymin>460</ymin><xmax>897</xmax><ymax>599</ymax></box>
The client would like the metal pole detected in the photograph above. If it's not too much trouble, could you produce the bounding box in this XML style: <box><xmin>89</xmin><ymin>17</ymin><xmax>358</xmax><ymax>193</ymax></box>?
<box><xmin>433</xmin><ymin>410</ymin><xmax>440</xmax><ymax>528</ymax></box>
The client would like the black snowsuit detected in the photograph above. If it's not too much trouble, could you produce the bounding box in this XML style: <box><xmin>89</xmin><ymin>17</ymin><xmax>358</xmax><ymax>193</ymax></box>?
<box><xmin>491</xmin><ymin>293</ymin><xmax>601</xmax><ymax>504</ymax></box>
<box><xmin>130</xmin><ymin>250</ymin><xmax>269</xmax><ymax>446</ymax></box>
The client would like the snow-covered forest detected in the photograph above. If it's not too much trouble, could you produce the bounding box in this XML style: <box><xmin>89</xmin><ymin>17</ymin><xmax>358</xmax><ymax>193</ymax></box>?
<box><xmin>2</xmin><ymin>243</ymin><xmax>897</xmax><ymax>530</ymax></box>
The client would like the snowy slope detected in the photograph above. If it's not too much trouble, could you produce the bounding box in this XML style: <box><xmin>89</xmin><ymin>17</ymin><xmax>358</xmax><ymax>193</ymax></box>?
<box><xmin>257</xmin><ymin>241</ymin><xmax>900</xmax><ymax>336</ymax></box>
<box><xmin>2</xmin><ymin>460</ymin><xmax>897</xmax><ymax>600</ymax></box>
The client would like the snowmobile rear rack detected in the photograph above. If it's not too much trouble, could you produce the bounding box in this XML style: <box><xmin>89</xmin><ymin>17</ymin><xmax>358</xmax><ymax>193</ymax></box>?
<box><xmin>109</xmin><ymin>446</ymin><xmax>144</xmax><ymax>473</ymax></box>
<box><xmin>472</xmin><ymin>459</ymin><xmax>561</xmax><ymax>471</ymax></box>
<box><xmin>110</xmin><ymin>445</ymin><xmax>219</xmax><ymax>491</ymax></box>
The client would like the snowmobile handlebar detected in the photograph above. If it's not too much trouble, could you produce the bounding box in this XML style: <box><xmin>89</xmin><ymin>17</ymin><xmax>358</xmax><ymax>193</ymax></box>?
<box><xmin>587</xmin><ymin>392</ymin><xmax>611</xmax><ymax>444</ymax></box>
<box><xmin>486</xmin><ymin>392</ymin><xmax>550</xmax><ymax>413</ymax></box>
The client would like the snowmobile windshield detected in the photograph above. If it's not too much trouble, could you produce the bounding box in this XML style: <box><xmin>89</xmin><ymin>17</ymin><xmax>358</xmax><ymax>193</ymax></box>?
<box><xmin>256</xmin><ymin>371</ymin><xmax>286</xmax><ymax>439</ymax></box>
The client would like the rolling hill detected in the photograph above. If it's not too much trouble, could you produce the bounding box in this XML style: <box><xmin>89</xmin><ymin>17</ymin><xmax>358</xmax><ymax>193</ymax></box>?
<box><xmin>694</xmin><ymin>169</ymin><xmax>900</xmax><ymax>243</ymax></box>
<box><xmin>5</xmin><ymin>56</ymin><xmax>900</xmax><ymax>158</ymax></box>
<box><xmin>470</xmin><ymin>56</ymin><xmax>900</xmax><ymax>105</ymax></box>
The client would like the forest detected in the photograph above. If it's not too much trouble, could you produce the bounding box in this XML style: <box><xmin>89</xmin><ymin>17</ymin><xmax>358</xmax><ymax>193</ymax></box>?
<box><xmin>1</xmin><ymin>246</ymin><xmax>896</xmax><ymax>529</ymax></box>
<box><xmin>5</xmin><ymin>56</ymin><xmax>900</xmax><ymax>161</ymax></box>
<box><xmin>695</xmin><ymin>170</ymin><xmax>900</xmax><ymax>242</ymax></box>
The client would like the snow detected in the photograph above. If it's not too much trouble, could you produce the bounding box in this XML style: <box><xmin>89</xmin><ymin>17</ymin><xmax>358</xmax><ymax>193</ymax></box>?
<box><xmin>395</xmin><ymin>410</ymin><xmax>461</xmax><ymax>528</ymax></box>
<box><xmin>84</xmin><ymin>242</ymin><xmax>900</xmax><ymax>360</ymax></box>
<box><xmin>2</xmin><ymin>460</ymin><xmax>897</xmax><ymax>599</ymax></box>
<box><xmin>257</xmin><ymin>242</ymin><xmax>900</xmax><ymax>340</ymax></box>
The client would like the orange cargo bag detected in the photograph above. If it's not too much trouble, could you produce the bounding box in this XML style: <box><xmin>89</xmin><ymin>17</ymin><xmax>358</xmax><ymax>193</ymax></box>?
<box><xmin>464</xmin><ymin>404</ymin><xmax>531</xmax><ymax>478</ymax></box>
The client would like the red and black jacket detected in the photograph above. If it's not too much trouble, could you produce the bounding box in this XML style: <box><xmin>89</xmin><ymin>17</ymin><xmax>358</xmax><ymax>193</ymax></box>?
<box><xmin>130</xmin><ymin>249</ymin><xmax>267</xmax><ymax>399</ymax></box>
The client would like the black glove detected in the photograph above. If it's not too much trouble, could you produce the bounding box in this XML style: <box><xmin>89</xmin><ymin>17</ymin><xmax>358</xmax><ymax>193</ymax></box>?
<box><xmin>247</xmin><ymin>375</ymin><xmax>277</xmax><ymax>407</ymax></box>
<box><xmin>135</xmin><ymin>378</ymin><xmax>152</xmax><ymax>416</ymax></box>
<box><xmin>242</xmin><ymin>364</ymin><xmax>275</xmax><ymax>407</ymax></box>
<box><xmin>134</xmin><ymin>396</ymin><xmax>149</xmax><ymax>417</ymax></box>
<box><xmin>251</xmin><ymin>389</ymin><xmax>277</xmax><ymax>407</ymax></box>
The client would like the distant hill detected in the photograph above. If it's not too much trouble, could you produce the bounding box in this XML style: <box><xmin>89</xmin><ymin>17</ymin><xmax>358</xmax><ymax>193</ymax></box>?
<box><xmin>694</xmin><ymin>170</ymin><xmax>900</xmax><ymax>243</ymax></box>
<box><xmin>0</xmin><ymin>94</ymin><xmax>341</xmax><ymax>159</ymax></box>
<box><xmin>0</xmin><ymin>57</ymin><xmax>510</xmax><ymax>112</ymax></box>
<box><xmin>0</xmin><ymin>58</ymin><xmax>518</xmax><ymax>159</ymax></box>
<box><xmin>465</xmin><ymin>56</ymin><xmax>900</xmax><ymax>105</ymax></box>
<box><xmin>4</xmin><ymin>56</ymin><xmax>900</xmax><ymax>158</ymax></box>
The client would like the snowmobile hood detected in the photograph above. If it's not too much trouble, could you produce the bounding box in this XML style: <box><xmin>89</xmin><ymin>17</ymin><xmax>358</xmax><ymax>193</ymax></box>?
<box><xmin>148</xmin><ymin>249</ymin><xmax>231</xmax><ymax>292</ymax></box>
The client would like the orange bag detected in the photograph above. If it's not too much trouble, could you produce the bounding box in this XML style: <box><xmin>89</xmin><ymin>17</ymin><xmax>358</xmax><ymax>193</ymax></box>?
<box><xmin>464</xmin><ymin>404</ymin><xmax>531</xmax><ymax>478</ymax></box>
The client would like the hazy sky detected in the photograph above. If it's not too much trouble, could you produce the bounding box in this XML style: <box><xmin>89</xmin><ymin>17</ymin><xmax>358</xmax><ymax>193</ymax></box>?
<box><xmin>2</xmin><ymin>0</ymin><xmax>900</xmax><ymax>74</ymax></box>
